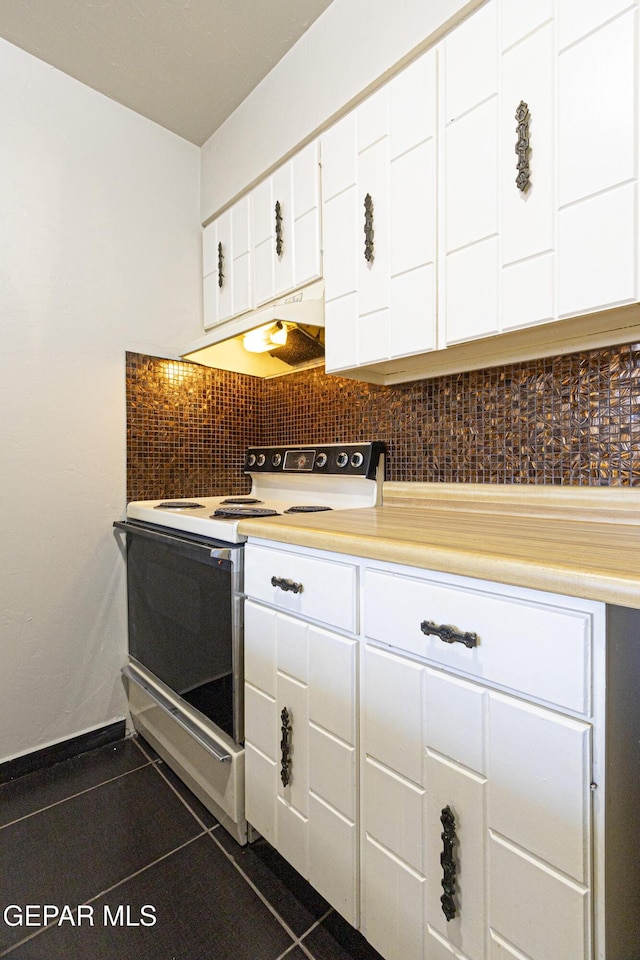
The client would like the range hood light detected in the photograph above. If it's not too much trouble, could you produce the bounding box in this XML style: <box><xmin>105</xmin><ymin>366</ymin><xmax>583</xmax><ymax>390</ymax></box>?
<box><xmin>243</xmin><ymin>322</ymin><xmax>288</xmax><ymax>353</ymax></box>
<box><xmin>180</xmin><ymin>279</ymin><xmax>325</xmax><ymax>376</ymax></box>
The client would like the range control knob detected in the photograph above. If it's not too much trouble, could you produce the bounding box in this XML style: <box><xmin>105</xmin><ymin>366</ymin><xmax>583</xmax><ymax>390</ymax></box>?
<box><xmin>350</xmin><ymin>452</ymin><xmax>364</xmax><ymax>469</ymax></box>
<box><xmin>336</xmin><ymin>451</ymin><xmax>349</xmax><ymax>468</ymax></box>
<box><xmin>271</xmin><ymin>453</ymin><xmax>282</xmax><ymax>467</ymax></box>
<box><xmin>316</xmin><ymin>452</ymin><xmax>328</xmax><ymax>469</ymax></box>
<box><xmin>247</xmin><ymin>453</ymin><xmax>256</xmax><ymax>467</ymax></box>
<box><xmin>256</xmin><ymin>453</ymin><xmax>266</xmax><ymax>467</ymax></box>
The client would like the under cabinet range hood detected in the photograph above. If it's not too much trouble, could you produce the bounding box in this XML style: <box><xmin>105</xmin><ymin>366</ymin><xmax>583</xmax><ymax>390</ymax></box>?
<box><xmin>182</xmin><ymin>280</ymin><xmax>325</xmax><ymax>377</ymax></box>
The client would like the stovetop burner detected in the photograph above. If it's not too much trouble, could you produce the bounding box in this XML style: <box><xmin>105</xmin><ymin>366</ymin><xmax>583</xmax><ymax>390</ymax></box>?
<box><xmin>127</xmin><ymin>443</ymin><xmax>384</xmax><ymax>544</ymax></box>
<box><xmin>221</xmin><ymin>497</ymin><xmax>263</xmax><ymax>505</ymax></box>
<box><xmin>155</xmin><ymin>501</ymin><xmax>205</xmax><ymax>510</ymax></box>
<box><xmin>212</xmin><ymin>506</ymin><xmax>280</xmax><ymax>519</ymax></box>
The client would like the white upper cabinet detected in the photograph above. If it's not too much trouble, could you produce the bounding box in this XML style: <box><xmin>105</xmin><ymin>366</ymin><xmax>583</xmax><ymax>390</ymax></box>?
<box><xmin>443</xmin><ymin>0</ymin><xmax>499</xmax><ymax>344</ymax></box>
<box><xmin>252</xmin><ymin>140</ymin><xmax>322</xmax><ymax>307</ymax></box>
<box><xmin>557</xmin><ymin>4</ymin><xmax>638</xmax><ymax>317</ymax></box>
<box><xmin>202</xmin><ymin>0</ymin><xmax>640</xmax><ymax>377</ymax></box>
<box><xmin>202</xmin><ymin>195</ymin><xmax>252</xmax><ymax>328</ymax></box>
<box><xmin>323</xmin><ymin>49</ymin><xmax>438</xmax><ymax>373</ymax></box>
<box><xmin>201</xmin><ymin>140</ymin><xmax>321</xmax><ymax>332</ymax></box>
<box><xmin>500</xmin><ymin>7</ymin><xmax>555</xmax><ymax>332</ymax></box>
<box><xmin>321</xmin><ymin>0</ymin><xmax>640</xmax><ymax>384</ymax></box>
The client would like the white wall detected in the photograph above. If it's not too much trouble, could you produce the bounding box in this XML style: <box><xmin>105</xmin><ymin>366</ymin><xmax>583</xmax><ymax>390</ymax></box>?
<box><xmin>0</xmin><ymin>39</ymin><xmax>201</xmax><ymax>764</ymax></box>
<box><xmin>200</xmin><ymin>0</ymin><xmax>483</xmax><ymax>220</ymax></box>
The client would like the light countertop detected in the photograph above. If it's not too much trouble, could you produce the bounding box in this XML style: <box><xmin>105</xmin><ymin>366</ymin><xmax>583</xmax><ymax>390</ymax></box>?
<box><xmin>237</xmin><ymin>482</ymin><xmax>640</xmax><ymax>609</ymax></box>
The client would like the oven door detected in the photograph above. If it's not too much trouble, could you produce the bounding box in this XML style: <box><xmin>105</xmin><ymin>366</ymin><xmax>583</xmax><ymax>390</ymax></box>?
<box><xmin>114</xmin><ymin>520</ymin><xmax>244</xmax><ymax>744</ymax></box>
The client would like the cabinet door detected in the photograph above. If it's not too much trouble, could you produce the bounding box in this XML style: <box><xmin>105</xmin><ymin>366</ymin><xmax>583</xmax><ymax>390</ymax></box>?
<box><xmin>231</xmin><ymin>196</ymin><xmax>252</xmax><ymax>317</ymax></box>
<box><xmin>361</xmin><ymin>645</ymin><xmax>425</xmax><ymax>960</ymax></box>
<box><xmin>202</xmin><ymin>221</ymin><xmax>218</xmax><ymax>329</ymax></box>
<box><xmin>444</xmin><ymin>0</ymin><xmax>500</xmax><ymax>345</ymax></box>
<box><xmin>244</xmin><ymin>600</ymin><xmax>357</xmax><ymax>923</ymax></box>
<box><xmin>424</xmin><ymin>753</ymin><xmax>486</xmax><ymax>960</ymax></box>
<box><xmin>251</xmin><ymin>171</ymin><xmax>286</xmax><ymax>306</ymax></box>
<box><xmin>424</xmin><ymin>670</ymin><xmax>486</xmax><ymax>960</ymax></box>
<box><xmin>202</xmin><ymin>208</ymin><xmax>233</xmax><ymax>327</ymax></box>
<box><xmin>253</xmin><ymin>143</ymin><xmax>321</xmax><ymax>307</ymax></box>
<box><xmin>358</xmin><ymin>109</ymin><xmax>391</xmax><ymax>365</ymax></box>
<box><xmin>323</xmin><ymin>52</ymin><xmax>438</xmax><ymax>372</ymax></box>
<box><xmin>244</xmin><ymin>600</ymin><xmax>278</xmax><ymax>844</ymax></box>
<box><xmin>501</xmin><ymin>20</ymin><xmax>555</xmax><ymax>331</ymax></box>
<box><xmin>487</xmin><ymin>693</ymin><xmax>592</xmax><ymax>960</ymax></box>
<box><xmin>389</xmin><ymin>49</ymin><xmax>438</xmax><ymax>358</ymax></box>
<box><xmin>323</xmin><ymin>112</ymin><xmax>359</xmax><ymax>370</ymax></box>
<box><xmin>292</xmin><ymin>140</ymin><xmax>322</xmax><ymax>289</ymax></box>
<box><xmin>308</xmin><ymin>626</ymin><xmax>358</xmax><ymax>925</ymax></box>
<box><xmin>557</xmin><ymin>7</ymin><xmax>639</xmax><ymax>318</ymax></box>
<box><xmin>202</xmin><ymin>197</ymin><xmax>252</xmax><ymax>329</ymax></box>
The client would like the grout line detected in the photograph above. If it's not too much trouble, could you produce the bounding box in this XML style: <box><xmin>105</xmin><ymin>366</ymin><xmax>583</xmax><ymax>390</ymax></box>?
<box><xmin>0</xmin><ymin>833</ymin><xmax>206</xmax><ymax>958</ymax></box>
<box><xmin>275</xmin><ymin>944</ymin><xmax>304</xmax><ymax>960</ymax></box>
<box><xmin>205</xmin><ymin>830</ymin><xmax>302</xmax><ymax>947</ymax></box>
<box><xmin>299</xmin><ymin>907</ymin><xmax>333</xmax><ymax>942</ymax></box>
<box><xmin>295</xmin><ymin>907</ymin><xmax>334</xmax><ymax>960</ymax></box>
<box><xmin>297</xmin><ymin>943</ymin><xmax>317</xmax><ymax>960</ymax></box>
<box><xmin>0</xmin><ymin>761</ymin><xmax>152</xmax><ymax>833</ymax></box>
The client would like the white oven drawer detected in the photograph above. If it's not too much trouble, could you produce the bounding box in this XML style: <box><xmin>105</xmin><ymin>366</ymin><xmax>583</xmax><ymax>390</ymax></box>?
<box><xmin>364</xmin><ymin>567</ymin><xmax>595</xmax><ymax>713</ymax></box>
<box><xmin>245</xmin><ymin>542</ymin><xmax>357</xmax><ymax>633</ymax></box>
<box><xmin>124</xmin><ymin>665</ymin><xmax>248</xmax><ymax>844</ymax></box>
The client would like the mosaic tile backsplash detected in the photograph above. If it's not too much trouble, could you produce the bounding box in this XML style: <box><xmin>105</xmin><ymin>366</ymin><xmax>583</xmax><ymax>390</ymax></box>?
<box><xmin>126</xmin><ymin>344</ymin><xmax>640</xmax><ymax>500</ymax></box>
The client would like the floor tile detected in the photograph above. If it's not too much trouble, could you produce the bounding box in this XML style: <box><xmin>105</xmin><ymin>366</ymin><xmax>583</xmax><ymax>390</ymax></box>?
<box><xmin>4</xmin><ymin>834</ymin><xmax>295</xmax><ymax>960</ymax></box>
<box><xmin>301</xmin><ymin>912</ymin><xmax>384</xmax><ymax>960</ymax></box>
<box><xmin>0</xmin><ymin>739</ymin><xmax>148</xmax><ymax>828</ymax></box>
<box><xmin>278</xmin><ymin>948</ymin><xmax>308</xmax><ymax>960</ymax></box>
<box><xmin>214</xmin><ymin>833</ymin><xmax>330</xmax><ymax>937</ymax></box>
<box><xmin>0</xmin><ymin>765</ymin><xmax>204</xmax><ymax>953</ymax></box>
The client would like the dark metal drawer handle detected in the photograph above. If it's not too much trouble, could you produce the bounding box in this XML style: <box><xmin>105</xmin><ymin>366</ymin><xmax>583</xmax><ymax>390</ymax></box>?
<box><xmin>515</xmin><ymin>100</ymin><xmax>531</xmax><ymax>192</ymax></box>
<box><xmin>364</xmin><ymin>193</ymin><xmax>374</xmax><ymax>262</ymax></box>
<box><xmin>217</xmin><ymin>241</ymin><xmax>224</xmax><ymax>288</ymax></box>
<box><xmin>440</xmin><ymin>805</ymin><xmax>457</xmax><ymax>921</ymax></box>
<box><xmin>421</xmin><ymin>620</ymin><xmax>478</xmax><ymax>648</ymax></box>
<box><xmin>271</xmin><ymin>576</ymin><xmax>303</xmax><ymax>594</ymax></box>
<box><xmin>280</xmin><ymin>707</ymin><xmax>292</xmax><ymax>786</ymax></box>
<box><xmin>275</xmin><ymin>200</ymin><xmax>283</xmax><ymax>256</ymax></box>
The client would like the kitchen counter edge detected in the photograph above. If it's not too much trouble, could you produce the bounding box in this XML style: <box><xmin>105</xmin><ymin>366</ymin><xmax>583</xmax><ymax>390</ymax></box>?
<box><xmin>237</xmin><ymin>482</ymin><xmax>640</xmax><ymax>610</ymax></box>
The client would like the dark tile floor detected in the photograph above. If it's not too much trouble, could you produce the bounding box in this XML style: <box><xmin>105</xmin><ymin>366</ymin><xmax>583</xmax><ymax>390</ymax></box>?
<box><xmin>0</xmin><ymin>735</ymin><xmax>384</xmax><ymax>960</ymax></box>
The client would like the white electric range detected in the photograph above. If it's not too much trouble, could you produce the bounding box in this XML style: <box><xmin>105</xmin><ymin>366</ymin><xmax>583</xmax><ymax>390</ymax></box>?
<box><xmin>117</xmin><ymin>442</ymin><xmax>385</xmax><ymax>844</ymax></box>
<box><xmin>126</xmin><ymin>442</ymin><xmax>386</xmax><ymax>543</ymax></box>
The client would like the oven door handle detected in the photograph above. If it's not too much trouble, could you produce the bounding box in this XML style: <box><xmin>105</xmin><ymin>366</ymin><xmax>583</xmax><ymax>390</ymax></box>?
<box><xmin>113</xmin><ymin>520</ymin><xmax>234</xmax><ymax>564</ymax></box>
<box><xmin>123</xmin><ymin>665</ymin><xmax>232</xmax><ymax>763</ymax></box>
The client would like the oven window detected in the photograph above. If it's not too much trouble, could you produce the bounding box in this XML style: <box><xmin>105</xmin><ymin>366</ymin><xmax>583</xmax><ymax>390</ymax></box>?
<box><xmin>126</xmin><ymin>532</ymin><xmax>234</xmax><ymax>736</ymax></box>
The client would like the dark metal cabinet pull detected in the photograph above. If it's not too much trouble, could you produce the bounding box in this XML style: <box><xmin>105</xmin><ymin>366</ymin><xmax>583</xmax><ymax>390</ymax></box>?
<box><xmin>280</xmin><ymin>707</ymin><xmax>292</xmax><ymax>786</ymax></box>
<box><xmin>275</xmin><ymin>200</ymin><xmax>283</xmax><ymax>256</ymax></box>
<box><xmin>440</xmin><ymin>806</ymin><xmax>457</xmax><ymax>921</ymax></box>
<box><xmin>421</xmin><ymin>620</ymin><xmax>478</xmax><ymax>648</ymax></box>
<box><xmin>515</xmin><ymin>100</ymin><xmax>531</xmax><ymax>192</ymax></box>
<box><xmin>217</xmin><ymin>241</ymin><xmax>224</xmax><ymax>289</ymax></box>
<box><xmin>271</xmin><ymin>575</ymin><xmax>303</xmax><ymax>594</ymax></box>
<box><xmin>364</xmin><ymin>193</ymin><xmax>374</xmax><ymax>262</ymax></box>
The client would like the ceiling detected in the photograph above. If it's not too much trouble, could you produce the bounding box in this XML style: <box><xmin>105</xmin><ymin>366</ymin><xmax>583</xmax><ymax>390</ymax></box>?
<box><xmin>0</xmin><ymin>0</ymin><xmax>335</xmax><ymax>146</ymax></box>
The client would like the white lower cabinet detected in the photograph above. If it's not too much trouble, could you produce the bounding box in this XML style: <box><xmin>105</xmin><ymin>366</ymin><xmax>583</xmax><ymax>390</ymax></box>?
<box><xmin>244</xmin><ymin>542</ymin><xmax>640</xmax><ymax>960</ymax></box>
<box><xmin>244</xmin><ymin>588</ymin><xmax>358</xmax><ymax>924</ymax></box>
<box><xmin>363</xmin><ymin>646</ymin><xmax>592</xmax><ymax>960</ymax></box>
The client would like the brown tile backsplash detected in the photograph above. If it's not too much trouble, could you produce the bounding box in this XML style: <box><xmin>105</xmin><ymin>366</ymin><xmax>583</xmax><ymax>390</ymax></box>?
<box><xmin>126</xmin><ymin>343</ymin><xmax>640</xmax><ymax>500</ymax></box>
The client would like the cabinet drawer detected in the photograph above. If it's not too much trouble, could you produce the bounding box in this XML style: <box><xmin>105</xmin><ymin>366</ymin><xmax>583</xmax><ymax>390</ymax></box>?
<box><xmin>364</xmin><ymin>568</ymin><xmax>593</xmax><ymax>713</ymax></box>
<box><xmin>245</xmin><ymin>543</ymin><xmax>357</xmax><ymax>633</ymax></box>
